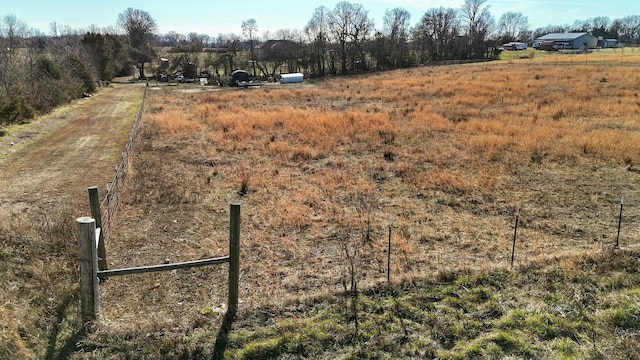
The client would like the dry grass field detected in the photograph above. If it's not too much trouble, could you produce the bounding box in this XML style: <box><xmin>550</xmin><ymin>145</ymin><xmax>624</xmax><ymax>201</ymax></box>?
<box><xmin>80</xmin><ymin>53</ymin><xmax>640</xmax><ymax>356</ymax></box>
<box><xmin>3</xmin><ymin>51</ymin><xmax>640</xmax><ymax>358</ymax></box>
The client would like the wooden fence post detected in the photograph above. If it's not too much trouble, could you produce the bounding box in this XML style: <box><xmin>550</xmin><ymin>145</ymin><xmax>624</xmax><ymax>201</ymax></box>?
<box><xmin>511</xmin><ymin>209</ymin><xmax>520</xmax><ymax>268</ymax></box>
<box><xmin>88</xmin><ymin>186</ymin><xmax>107</xmax><ymax>271</ymax></box>
<box><xmin>616</xmin><ymin>197</ymin><xmax>624</xmax><ymax>248</ymax></box>
<box><xmin>228</xmin><ymin>204</ymin><xmax>240</xmax><ymax>314</ymax></box>
<box><xmin>387</xmin><ymin>219</ymin><xmax>393</xmax><ymax>284</ymax></box>
<box><xmin>77</xmin><ymin>216</ymin><xmax>100</xmax><ymax>327</ymax></box>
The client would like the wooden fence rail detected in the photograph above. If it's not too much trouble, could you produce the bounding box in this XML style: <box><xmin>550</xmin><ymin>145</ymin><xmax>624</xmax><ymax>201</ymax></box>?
<box><xmin>77</xmin><ymin>201</ymin><xmax>240</xmax><ymax>329</ymax></box>
<box><xmin>97</xmin><ymin>257</ymin><xmax>231</xmax><ymax>278</ymax></box>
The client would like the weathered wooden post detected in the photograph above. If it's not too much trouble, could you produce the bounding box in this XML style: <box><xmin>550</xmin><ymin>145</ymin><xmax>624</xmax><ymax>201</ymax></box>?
<box><xmin>511</xmin><ymin>209</ymin><xmax>520</xmax><ymax>268</ymax></box>
<box><xmin>387</xmin><ymin>219</ymin><xmax>393</xmax><ymax>284</ymax></box>
<box><xmin>228</xmin><ymin>204</ymin><xmax>241</xmax><ymax>314</ymax></box>
<box><xmin>77</xmin><ymin>216</ymin><xmax>100</xmax><ymax>327</ymax></box>
<box><xmin>616</xmin><ymin>197</ymin><xmax>624</xmax><ymax>248</ymax></box>
<box><xmin>88</xmin><ymin>186</ymin><xmax>107</xmax><ymax>271</ymax></box>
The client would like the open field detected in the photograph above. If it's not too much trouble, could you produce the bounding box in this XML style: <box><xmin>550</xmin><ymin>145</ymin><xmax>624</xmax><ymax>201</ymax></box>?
<box><xmin>2</xmin><ymin>50</ymin><xmax>640</xmax><ymax>358</ymax></box>
<box><xmin>82</xmin><ymin>54</ymin><xmax>640</xmax><ymax>357</ymax></box>
<box><xmin>500</xmin><ymin>46</ymin><xmax>640</xmax><ymax>64</ymax></box>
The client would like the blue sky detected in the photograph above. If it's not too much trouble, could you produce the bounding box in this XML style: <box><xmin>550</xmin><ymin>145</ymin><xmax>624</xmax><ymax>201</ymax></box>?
<box><xmin>1</xmin><ymin>0</ymin><xmax>638</xmax><ymax>37</ymax></box>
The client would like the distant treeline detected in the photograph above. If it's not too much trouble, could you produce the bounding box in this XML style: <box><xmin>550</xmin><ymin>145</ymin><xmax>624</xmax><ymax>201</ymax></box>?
<box><xmin>0</xmin><ymin>17</ymin><xmax>132</xmax><ymax>126</ymax></box>
<box><xmin>156</xmin><ymin>2</ymin><xmax>640</xmax><ymax>79</ymax></box>
<box><xmin>2</xmin><ymin>0</ymin><xmax>640</xmax><ymax>125</ymax></box>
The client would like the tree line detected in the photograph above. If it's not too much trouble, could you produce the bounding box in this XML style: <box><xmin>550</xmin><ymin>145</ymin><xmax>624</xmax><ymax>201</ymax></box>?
<box><xmin>2</xmin><ymin>0</ymin><xmax>640</xmax><ymax>125</ymax></box>
<box><xmin>155</xmin><ymin>0</ymin><xmax>639</xmax><ymax>78</ymax></box>
<box><xmin>0</xmin><ymin>18</ymin><xmax>134</xmax><ymax>126</ymax></box>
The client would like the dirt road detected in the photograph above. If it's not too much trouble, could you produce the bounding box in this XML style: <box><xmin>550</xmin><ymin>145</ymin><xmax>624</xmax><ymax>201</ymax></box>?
<box><xmin>0</xmin><ymin>83</ymin><xmax>145</xmax><ymax>359</ymax></box>
<box><xmin>0</xmin><ymin>84</ymin><xmax>145</xmax><ymax>214</ymax></box>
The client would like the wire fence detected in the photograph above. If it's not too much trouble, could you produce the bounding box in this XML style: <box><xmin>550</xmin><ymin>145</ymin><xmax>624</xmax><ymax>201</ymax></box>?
<box><xmin>99</xmin><ymin>86</ymin><xmax>147</xmax><ymax>241</ymax></box>
<box><xmin>509</xmin><ymin>47</ymin><xmax>640</xmax><ymax>66</ymax></box>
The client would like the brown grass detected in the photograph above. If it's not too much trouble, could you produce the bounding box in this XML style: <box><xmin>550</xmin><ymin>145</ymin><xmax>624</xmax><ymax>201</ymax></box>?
<box><xmin>0</xmin><ymin>305</ymin><xmax>34</xmax><ymax>359</ymax></box>
<box><xmin>154</xmin><ymin>110</ymin><xmax>203</xmax><ymax>137</ymax></box>
<box><xmin>90</xmin><ymin>61</ymin><xmax>640</xmax><ymax>339</ymax></box>
<box><xmin>0</xmin><ymin>54</ymin><xmax>638</xmax><ymax>357</ymax></box>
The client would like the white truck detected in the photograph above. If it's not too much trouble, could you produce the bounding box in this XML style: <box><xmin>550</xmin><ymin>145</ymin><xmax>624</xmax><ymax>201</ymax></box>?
<box><xmin>502</xmin><ymin>42</ymin><xmax>528</xmax><ymax>50</ymax></box>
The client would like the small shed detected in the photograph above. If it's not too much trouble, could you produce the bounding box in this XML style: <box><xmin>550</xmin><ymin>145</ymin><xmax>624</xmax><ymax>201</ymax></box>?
<box><xmin>229</xmin><ymin>70</ymin><xmax>250</xmax><ymax>86</ymax></box>
<box><xmin>280</xmin><ymin>73</ymin><xmax>304</xmax><ymax>84</ymax></box>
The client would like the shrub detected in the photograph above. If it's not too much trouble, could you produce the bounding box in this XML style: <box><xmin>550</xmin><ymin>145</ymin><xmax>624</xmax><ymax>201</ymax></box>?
<box><xmin>0</xmin><ymin>92</ymin><xmax>35</xmax><ymax>125</ymax></box>
<box><xmin>35</xmin><ymin>55</ymin><xmax>63</xmax><ymax>80</ymax></box>
<box><xmin>63</xmin><ymin>54</ymin><xmax>97</xmax><ymax>96</ymax></box>
<box><xmin>383</xmin><ymin>150</ymin><xmax>395</xmax><ymax>162</ymax></box>
<box><xmin>552</xmin><ymin>110</ymin><xmax>564</xmax><ymax>121</ymax></box>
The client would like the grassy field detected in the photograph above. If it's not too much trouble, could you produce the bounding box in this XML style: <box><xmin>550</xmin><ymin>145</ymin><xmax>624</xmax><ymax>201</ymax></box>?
<box><xmin>500</xmin><ymin>46</ymin><xmax>640</xmax><ymax>64</ymax></box>
<box><xmin>2</xmin><ymin>50</ymin><xmax>640</xmax><ymax>358</ymax></box>
<box><xmin>76</xmin><ymin>51</ymin><xmax>640</xmax><ymax>358</ymax></box>
<box><xmin>222</xmin><ymin>249</ymin><xmax>640</xmax><ymax>359</ymax></box>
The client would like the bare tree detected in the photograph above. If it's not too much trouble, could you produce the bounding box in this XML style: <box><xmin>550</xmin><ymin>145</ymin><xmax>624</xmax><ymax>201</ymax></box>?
<box><xmin>256</xmin><ymin>37</ymin><xmax>304</xmax><ymax>77</ymax></box>
<box><xmin>117</xmin><ymin>8</ymin><xmax>157</xmax><ymax>79</ymax></box>
<box><xmin>459</xmin><ymin>0</ymin><xmax>495</xmax><ymax>59</ymax></box>
<box><xmin>413</xmin><ymin>7</ymin><xmax>460</xmax><ymax>61</ymax></box>
<box><xmin>49</xmin><ymin>21</ymin><xmax>64</xmax><ymax>37</ymax></box>
<box><xmin>0</xmin><ymin>14</ymin><xmax>28</xmax><ymax>97</ymax></box>
<box><xmin>305</xmin><ymin>6</ymin><xmax>331</xmax><ymax>76</ymax></box>
<box><xmin>532</xmin><ymin>25</ymin><xmax>567</xmax><ymax>41</ymax></box>
<box><xmin>2</xmin><ymin>14</ymin><xmax>27</xmax><ymax>50</ymax></box>
<box><xmin>383</xmin><ymin>8</ymin><xmax>411</xmax><ymax>68</ymax></box>
<box><xmin>164</xmin><ymin>31</ymin><xmax>182</xmax><ymax>47</ymax></box>
<box><xmin>611</xmin><ymin>15</ymin><xmax>640</xmax><ymax>45</ymax></box>
<box><xmin>591</xmin><ymin>16</ymin><xmax>611</xmax><ymax>31</ymax></box>
<box><xmin>214</xmin><ymin>33</ymin><xmax>241</xmax><ymax>74</ymax></box>
<box><xmin>570</xmin><ymin>19</ymin><xmax>591</xmax><ymax>32</ymax></box>
<box><xmin>498</xmin><ymin>11</ymin><xmax>530</xmax><ymax>42</ymax></box>
<box><xmin>242</xmin><ymin>18</ymin><xmax>258</xmax><ymax>76</ymax></box>
<box><xmin>274</xmin><ymin>28</ymin><xmax>300</xmax><ymax>41</ymax></box>
<box><xmin>188</xmin><ymin>32</ymin><xmax>205</xmax><ymax>52</ymax></box>
<box><xmin>328</xmin><ymin>1</ymin><xmax>373</xmax><ymax>74</ymax></box>
<box><xmin>200</xmin><ymin>34</ymin><xmax>210</xmax><ymax>49</ymax></box>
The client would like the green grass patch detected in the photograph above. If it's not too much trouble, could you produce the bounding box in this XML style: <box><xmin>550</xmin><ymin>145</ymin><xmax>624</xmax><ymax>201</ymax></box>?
<box><xmin>208</xmin><ymin>250</ymin><xmax>640</xmax><ymax>359</ymax></box>
<box><xmin>69</xmin><ymin>250</ymin><xmax>640</xmax><ymax>359</ymax></box>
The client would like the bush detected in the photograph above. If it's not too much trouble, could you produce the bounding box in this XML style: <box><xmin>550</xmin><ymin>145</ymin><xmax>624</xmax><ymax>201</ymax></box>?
<box><xmin>0</xmin><ymin>92</ymin><xmax>35</xmax><ymax>125</ymax></box>
<box><xmin>63</xmin><ymin>54</ymin><xmax>97</xmax><ymax>96</ymax></box>
<box><xmin>35</xmin><ymin>55</ymin><xmax>63</xmax><ymax>80</ymax></box>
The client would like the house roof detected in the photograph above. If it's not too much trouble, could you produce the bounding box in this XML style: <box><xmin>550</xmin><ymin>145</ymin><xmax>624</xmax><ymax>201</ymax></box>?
<box><xmin>537</xmin><ymin>32</ymin><xmax>594</xmax><ymax>41</ymax></box>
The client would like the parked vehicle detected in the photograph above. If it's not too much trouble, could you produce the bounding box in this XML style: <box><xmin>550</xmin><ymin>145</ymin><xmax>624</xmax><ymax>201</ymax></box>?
<box><xmin>229</xmin><ymin>70</ymin><xmax>250</xmax><ymax>87</ymax></box>
<box><xmin>501</xmin><ymin>42</ymin><xmax>528</xmax><ymax>50</ymax></box>
<box><xmin>513</xmin><ymin>42</ymin><xmax>527</xmax><ymax>50</ymax></box>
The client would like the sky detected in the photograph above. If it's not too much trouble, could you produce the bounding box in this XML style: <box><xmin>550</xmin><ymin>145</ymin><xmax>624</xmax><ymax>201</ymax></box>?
<box><xmin>1</xmin><ymin>0</ymin><xmax>638</xmax><ymax>38</ymax></box>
